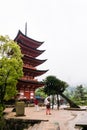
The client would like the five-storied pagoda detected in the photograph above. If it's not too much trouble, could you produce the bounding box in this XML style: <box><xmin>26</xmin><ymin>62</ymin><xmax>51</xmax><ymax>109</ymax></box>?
<box><xmin>14</xmin><ymin>30</ymin><xmax>48</xmax><ymax>100</ymax></box>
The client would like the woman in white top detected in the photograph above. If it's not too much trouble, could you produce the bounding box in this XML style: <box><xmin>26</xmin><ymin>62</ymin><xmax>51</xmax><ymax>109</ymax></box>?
<box><xmin>44</xmin><ymin>97</ymin><xmax>51</xmax><ymax>115</ymax></box>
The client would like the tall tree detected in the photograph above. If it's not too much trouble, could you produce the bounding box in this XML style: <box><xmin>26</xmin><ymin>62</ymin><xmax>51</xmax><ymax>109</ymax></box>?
<box><xmin>55</xmin><ymin>80</ymin><xmax>68</xmax><ymax>109</ymax></box>
<box><xmin>44</xmin><ymin>76</ymin><xmax>57</xmax><ymax>95</ymax></box>
<box><xmin>44</xmin><ymin>75</ymin><xmax>80</xmax><ymax>109</ymax></box>
<box><xmin>44</xmin><ymin>76</ymin><xmax>58</xmax><ymax>109</ymax></box>
<box><xmin>0</xmin><ymin>35</ymin><xmax>23</xmax><ymax>114</ymax></box>
<box><xmin>44</xmin><ymin>75</ymin><xmax>68</xmax><ymax>109</ymax></box>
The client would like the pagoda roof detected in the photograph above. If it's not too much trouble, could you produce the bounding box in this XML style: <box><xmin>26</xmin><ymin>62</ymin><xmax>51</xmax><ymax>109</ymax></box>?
<box><xmin>23</xmin><ymin>55</ymin><xmax>47</xmax><ymax>67</ymax></box>
<box><xmin>23</xmin><ymin>67</ymin><xmax>48</xmax><ymax>77</ymax></box>
<box><xmin>19</xmin><ymin>42</ymin><xmax>45</xmax><ymax>58</ymax></box>
<box><xmin>17</xmin><ymin>79</ymin><xmax>44</xmax><ymax>89</ymax></box>
<box><xmin>14</xmin><ymin>30</ymin><xmax>44</xmax><ymax>49</ymax></box>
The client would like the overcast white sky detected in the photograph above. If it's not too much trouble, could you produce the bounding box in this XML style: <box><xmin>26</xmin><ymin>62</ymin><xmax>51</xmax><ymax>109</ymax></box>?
<box><xmin>0</xmin><ymin>0</ymin><xmax>87</xmax><ymax>86</ymax></box>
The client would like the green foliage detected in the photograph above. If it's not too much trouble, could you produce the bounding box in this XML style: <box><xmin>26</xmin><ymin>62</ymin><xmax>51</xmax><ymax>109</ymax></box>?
<box><xmin>64</xmin><ymin>87</ymin><xmax>75</xmax><ymax>99</ymax></box>
<box><xmin>44</xmin><ymin>75</ymin><xmax>58</xmax><ymax>95</ymax></box>
<box><xmin>0</xmin><ymin>35</ymin><xmax>23</xmax><ymax>112</ymax></box>
<box><xmin>0</xmin><ymin>104</ymin><xmax>4</xmax><ymax>118</ymax></box>
<box><xmin>0</xmin><ymin>116</ymin><xmax>6</xmax><ymax>129</ymax></box>
<box><xmin>74</xmin><ymin>85</ymin><xmax>85</xmax><ymax>100</ymax></box>
<box><xmin>35</xmin><ymin>87</ymin><xmax>47</xmax><ymax>98</ymax></box>
<box><xmin>43</xmin><ymin>75</ymin><xmax>68</xmax><ymax>109</ymax></box>
<box><xmin>44</xmin><ymin>75</ymin><xmax>68</xmax><ymax>95</ymax></box>
<box><xmin>64</xmin><ymin>85</ymin><xmax>87</xmax><ymax>106</ymax></box>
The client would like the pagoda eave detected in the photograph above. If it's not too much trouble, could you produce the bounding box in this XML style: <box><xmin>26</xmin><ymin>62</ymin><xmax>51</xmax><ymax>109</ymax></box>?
<box><xmin>23</xmin><ymin>67</ymin><xmax>48</xmax><ymax>77</ymax></box>
<box><xmin>19</xmin><ymin>42</ymin><xmax>45</xmax><ymax>58</ymax></box>
<box><xmin>17</xmin><ymin>79</ymin><xmax>44</xmax><ymax>89</ymax></box>
<box><xmin>14</xmin><ymin>30</ymin><xmax>44</xmax><ymax>49</ymax></box>
<box><xmin>23</xmin><ymin>55</ymin><xmax>47</xmax><ymax>67</ymax></box>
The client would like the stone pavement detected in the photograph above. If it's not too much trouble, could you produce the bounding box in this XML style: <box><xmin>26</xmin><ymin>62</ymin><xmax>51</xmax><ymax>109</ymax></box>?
<box><xmin>4</xmin><ymin>106</ymin><xmax>87</xmax><ymax>130</ymax></box>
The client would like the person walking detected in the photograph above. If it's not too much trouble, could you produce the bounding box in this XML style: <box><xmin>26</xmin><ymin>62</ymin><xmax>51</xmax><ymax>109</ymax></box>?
<box><xmin>44</xmin><ymin>97</ymin><xmax>51</xmax><ymax>115</ymax></box>
<box><xmin>34</xmin><ymin>98</ymin><xmax>39</xmax><ymax>111</ymax></box>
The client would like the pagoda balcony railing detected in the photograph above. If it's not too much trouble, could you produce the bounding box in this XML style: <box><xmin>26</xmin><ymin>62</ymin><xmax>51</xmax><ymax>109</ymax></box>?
<box><xmin>21</xmin><ymin>77</ymin><xmax>38</xmax><ymax>81</ymax></box>
<box><xmin>23</xmin><ymin>64</ymin><xmax>36</xmax><ymax>70</ymax></box>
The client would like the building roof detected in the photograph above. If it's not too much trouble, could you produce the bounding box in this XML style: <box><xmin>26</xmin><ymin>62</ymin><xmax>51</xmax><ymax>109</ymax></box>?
<box><xmin>17</xmin><ymin>79</ymin><xmax>45</xmax><ymax>89</ymax></box>
<box><xmin>14</xmin><ymin>30</ymin><xmax>44</xmax><ymax>49</ymax></box>
<box><xmin>19</xmin><ymin>42</ymin><xmax>45</xmax><ymax>58</ymax></box>
<box><xmin>23</xmin><ymin>67</ymin><xmax>48</xmax><ymax>77</ymax></box>
<box><xmin>23</xmin><ymin>55</ymin><xmax>47</xmax><ymax>67</ymax></box>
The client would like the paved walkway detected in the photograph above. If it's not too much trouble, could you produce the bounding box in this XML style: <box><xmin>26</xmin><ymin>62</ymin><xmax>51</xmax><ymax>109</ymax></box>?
<box><xmin>4</xmin><ymin>106</ymin><xmax>87</xmax><ymax>130</ymax></box>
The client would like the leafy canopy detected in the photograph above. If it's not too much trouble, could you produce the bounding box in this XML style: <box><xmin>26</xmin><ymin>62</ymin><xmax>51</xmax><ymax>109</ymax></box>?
<box><xmin>0</xmin><ymin>35</ymin><xmax>23</xmax><ymax>101</ymax></box>
<box><xmin>44</xmin><ymin>75</ymin><xmax>68</xmax><ymax>96</ymax></box>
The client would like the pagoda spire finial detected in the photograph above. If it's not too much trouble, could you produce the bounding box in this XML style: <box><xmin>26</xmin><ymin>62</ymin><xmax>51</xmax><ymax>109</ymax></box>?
<box><xmin>25</xmin><ymin>22</ymin><xmax>27</xmax><ymax>36</ymax></box>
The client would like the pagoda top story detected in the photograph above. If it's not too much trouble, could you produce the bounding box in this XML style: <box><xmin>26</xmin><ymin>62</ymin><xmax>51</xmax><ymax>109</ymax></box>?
<box><xmin>14</xmin><ymin>30</ymin><xmax>45</xmax><ymax>58</ymax></box>
<box><xmin>14</xmin><ymin>30</ymin><xmax>44</xmax><ymax>49</ymax></box>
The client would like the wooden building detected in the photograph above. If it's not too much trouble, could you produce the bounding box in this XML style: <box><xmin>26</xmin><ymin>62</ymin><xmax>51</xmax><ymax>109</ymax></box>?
<box><xmin>14</xmin><ymin>30</ymin><xmax>48</xmax><ymax>100</ymax></box>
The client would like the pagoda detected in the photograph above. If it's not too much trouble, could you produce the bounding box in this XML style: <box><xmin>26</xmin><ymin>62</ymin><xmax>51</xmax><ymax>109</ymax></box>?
<box><xmin>14</xmin><ymin>30</ymin><xmax>48</xmax><ymax>100</ymax></box>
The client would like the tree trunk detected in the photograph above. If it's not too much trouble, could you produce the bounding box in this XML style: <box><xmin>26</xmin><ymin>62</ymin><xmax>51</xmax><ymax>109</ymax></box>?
<box><xmin>60</xmin><ymin>93</ymin><xmax>80</xmax><ymax>108</ymax></box>
<box><xmin>57</xmin><ymin>94</ymin><xmax>60</xmax><ymax>110</ymax></box>
<box><xmin>52</xmin><ymin>95</ymin><xmax>54</xmax><ymax>109</ymax></box>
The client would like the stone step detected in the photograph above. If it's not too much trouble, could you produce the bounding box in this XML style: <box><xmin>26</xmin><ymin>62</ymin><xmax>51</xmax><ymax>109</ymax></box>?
<box><xmin>31</xmin><ymin>124</ymin><xmax>39</xmax><ymax>130</ymax></box>
<box><xmin>27</xmin><ymin>121</ymin><xmax>60</xmax><ymax>130</ymax></box>
<box><xmin>28</xmin><ymin>121</ymin><xmax>44</xmax><ymax>130</ymax></box>
<box><xmin>36</xmin><ymin>121</ymin><xmax>44</xmax><ymax>130</ymax></box>
<box><xmin>41</xmin><ymin>122</ymin><xmax>60</xmax><ymax>130</ymax></box>
<box><xmin>27</xmin><ymin>126</ymin><xmax>33</xmax><ymax>130</ymax></box>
